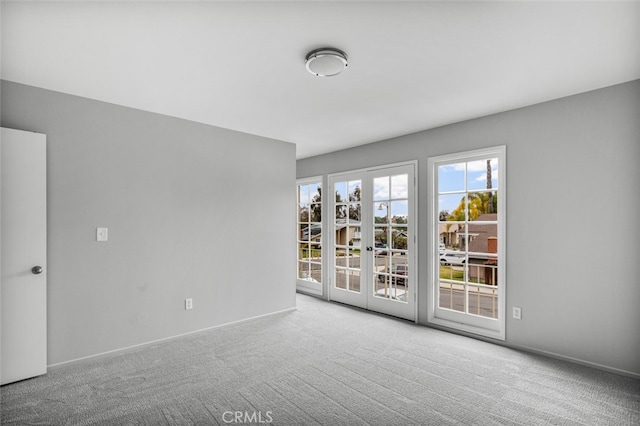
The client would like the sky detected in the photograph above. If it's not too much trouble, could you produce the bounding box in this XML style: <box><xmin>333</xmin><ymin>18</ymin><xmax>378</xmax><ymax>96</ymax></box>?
<box><xmin>298</xmin><ymin>159</ymin><xmax>497</xmax><ymax>222</ymax></box>
<box><xmin>438</xmin><ymin>158</ymin><xmax>498</xmax><ymax>216</ymax></box>
<box><xmin>333</xmin><ymin>175</ymin><xmax>410</xmax><ymax>220</ymax></box>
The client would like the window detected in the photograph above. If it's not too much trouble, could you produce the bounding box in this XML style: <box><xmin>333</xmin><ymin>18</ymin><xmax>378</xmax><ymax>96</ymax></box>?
<box><xmin>428</xmin><ymin>146</ymin><xmax>506</xmax><ymax>340</ymax></box>
<box><xmin>297</xmin><ymin>178</ymin><xmax>323</xmax><ymax>295</ymax></box>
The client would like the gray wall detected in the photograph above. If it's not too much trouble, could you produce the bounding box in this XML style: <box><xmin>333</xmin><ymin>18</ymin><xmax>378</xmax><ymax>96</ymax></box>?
<box><xmin>298</xmin><ymin>80</ymin><xmax>640</xmax><ymax>377</ymax></box>
<box><xmin>1</xmin><ymin>80</ymin><xmax>296</xmax><ymax>365</ymax></box>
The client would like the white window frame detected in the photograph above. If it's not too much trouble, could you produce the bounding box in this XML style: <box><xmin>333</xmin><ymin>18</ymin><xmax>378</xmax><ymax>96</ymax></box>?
<box><xmin>296</xmin><ymin>176</ymin><xmax>324</xmax><ymax>296</ymax></box>
<box><xmin>427</xmin><ymin>146</ymin><xmax>506</xmax><ymax>340</ymax></box>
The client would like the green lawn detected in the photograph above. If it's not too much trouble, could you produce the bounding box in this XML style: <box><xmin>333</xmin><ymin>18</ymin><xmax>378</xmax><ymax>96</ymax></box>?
<box><xmin>440</xmin><ymin>265</ymin><xmax>494</xmax><ymax>285</ymax></box>
<box><xmin>439</xmin><ymin>265</ymin><xmax>464</xmax><ymax>281</ymax></box>
<box><xmin>300</xmin><ymin>249</ymin><xmax>322</xmax><ymax>258</ymax></box>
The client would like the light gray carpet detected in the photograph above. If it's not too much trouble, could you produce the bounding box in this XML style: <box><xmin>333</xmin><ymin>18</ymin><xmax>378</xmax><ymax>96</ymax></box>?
<box><xmin>1</xmin><ymin>293</ymin><xmax>639</xmax><ymax>425</ymax></box>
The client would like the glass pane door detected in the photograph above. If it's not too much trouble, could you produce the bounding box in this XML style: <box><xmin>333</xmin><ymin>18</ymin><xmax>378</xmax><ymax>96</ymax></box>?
<box><xmin>329</xmin><ymin>164</ymin><xmax>415</xmax><ymax>320</ymax></box>
<box><xmin>330</xmin><ymin>176</ymin><xmax>364</xmax><ymax>308</ymax></box>
<box><xmin>366</xmin><ymin>166</ymin><xmax>414</xmax><ymax>320</ymax></box>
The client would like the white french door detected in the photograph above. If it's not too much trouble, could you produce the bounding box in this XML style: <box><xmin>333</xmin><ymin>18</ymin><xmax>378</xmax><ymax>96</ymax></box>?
<box><xmin>329</xmin><ymin>163</ymin><xmax>415</xmax><ymax>321</ymax></box>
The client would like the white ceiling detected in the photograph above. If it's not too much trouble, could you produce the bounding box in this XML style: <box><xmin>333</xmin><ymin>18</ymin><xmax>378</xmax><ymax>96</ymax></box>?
<box><xmin>2</xmin><ymin>1</ymin><xmax>639</xmax><ymax>159</ymax></box>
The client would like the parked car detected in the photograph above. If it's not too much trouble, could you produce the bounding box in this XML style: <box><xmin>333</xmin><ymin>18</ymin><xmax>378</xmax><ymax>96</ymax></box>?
<box><xmin>300</xmin><ymin>224</ymin><xmax>322</xmax><ymax>240</ymax></box>
<box><xmin>378</xmin><ymin>264</ymin><xmax>407</xmax><ymax>285</ymax></box>
<box><xmin>439</xmin><ymin>252</ymin><xmax>466</xmax><ymax>266</ymax></box>
<box><xmin>374</xmin><ymin>242</ymin><xmax>388</xmax><ymax>255</ymax></box>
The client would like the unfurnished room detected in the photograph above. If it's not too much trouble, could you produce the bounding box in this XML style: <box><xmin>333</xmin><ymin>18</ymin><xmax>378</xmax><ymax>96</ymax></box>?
<box><xmin>1</xmin><ymin>1</ymin><xmax>639</xmax><ymax>425</ymax></box>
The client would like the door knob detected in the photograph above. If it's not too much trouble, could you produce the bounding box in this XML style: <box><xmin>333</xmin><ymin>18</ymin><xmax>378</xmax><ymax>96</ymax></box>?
<box><xmin>366</xmin><ymin>246</ymin><xmax>373</xmax><ymax>251</ymax></box>
<box><xmin>31</xmin><ymin>266</ymin><xmax>43</xmax><ymax>275</ymax></box>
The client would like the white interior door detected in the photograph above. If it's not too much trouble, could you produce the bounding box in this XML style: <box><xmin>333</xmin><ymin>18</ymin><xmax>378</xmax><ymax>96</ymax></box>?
<box><xmin>329</xmin><ymin>163</ymin><xmax>415</xmax><ymax>321</ymax></box>
<box><xmin>1</xmin><ymin>127</ymin><xmax>47</xmax><ymax>385</ymax></box>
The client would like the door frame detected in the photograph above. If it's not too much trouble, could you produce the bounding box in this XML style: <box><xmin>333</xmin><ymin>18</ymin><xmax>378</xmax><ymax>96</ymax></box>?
<box><xmin>327</xmin><ymin>161</ymin><xmax>417</xmax><ymax>322</ymax></box>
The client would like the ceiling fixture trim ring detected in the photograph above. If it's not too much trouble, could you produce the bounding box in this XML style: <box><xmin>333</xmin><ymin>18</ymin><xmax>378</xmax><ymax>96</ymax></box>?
<box><xmin>305</xmin><ymin>47</ymin><xmax>348</xmax><ymax>77</ymax></box>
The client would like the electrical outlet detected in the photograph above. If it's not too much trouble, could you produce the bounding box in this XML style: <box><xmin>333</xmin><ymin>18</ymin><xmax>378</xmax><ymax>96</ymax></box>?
<box><xmin>185</xmin><ymin>298</ymin><xmax>193</xmax><ymax>310</ymax></box>
<box><xmin>513</xmin><ymin>307</ymin><xmax>521</xmax><ymax>320</ymax></box>
<box><xmin>96</xmin><ymin>227</ymin><xmax>108</xmax><ymax>242</ymax></box>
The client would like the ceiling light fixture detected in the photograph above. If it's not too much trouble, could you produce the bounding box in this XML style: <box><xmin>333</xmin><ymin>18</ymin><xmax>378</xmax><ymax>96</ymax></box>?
<box><xmin>305</xmin><ymin>47</ymin><xmax>348</xmax><ymax>77</ymax></box>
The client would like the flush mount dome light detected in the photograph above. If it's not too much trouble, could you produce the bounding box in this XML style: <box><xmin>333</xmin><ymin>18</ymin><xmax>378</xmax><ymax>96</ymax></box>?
<box><xmin>305</xmin><ymin>47</ymin><xmax>348</xmax><ymax>77</ymax></box>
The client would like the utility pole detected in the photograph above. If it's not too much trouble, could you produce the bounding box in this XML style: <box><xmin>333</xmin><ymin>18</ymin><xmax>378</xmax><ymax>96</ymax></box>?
<box><xmin>487</xmin><ymin>159</ymin><xmax>494</xmax><ymax>214</ymax></box>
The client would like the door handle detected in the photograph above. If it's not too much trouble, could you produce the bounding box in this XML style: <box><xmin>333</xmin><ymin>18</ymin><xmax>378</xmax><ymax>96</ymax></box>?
<box><xmin>31</xmin><ymin>266</ymin><xmax>43</xmax><ymax>275</ymax></box>
<box><xmin>366</xmin><ymin>246</ymin><xmax>373</xmax><ymax>251</ymax></box>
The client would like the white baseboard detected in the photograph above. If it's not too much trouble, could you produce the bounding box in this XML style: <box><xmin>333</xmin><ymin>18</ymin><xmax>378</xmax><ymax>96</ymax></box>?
<box><xmin>512</xmin><ymin>344</ymin><xmax>640</xmax><ymax>380</ymax></box>
<box><xmin>296</xmin><ymin>286</ymin><xmax>323</xmax><ymax>297</ymax></box>
<box><xmin>420</xmin><ymin>321</ymin><xmax>639</xmax><ymax>379</ymax></box>
<box><xmin>47</xmin><ymin>307</ymin><xmax>297</xmax><ymax>369</ymax></box>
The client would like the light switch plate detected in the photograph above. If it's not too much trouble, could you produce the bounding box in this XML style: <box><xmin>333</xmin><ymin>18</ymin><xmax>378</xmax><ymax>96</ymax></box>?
<box><xmin>96</xmin><ymin>227</ymin><xmax>108</xmax><ymax>242</ymax></box>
